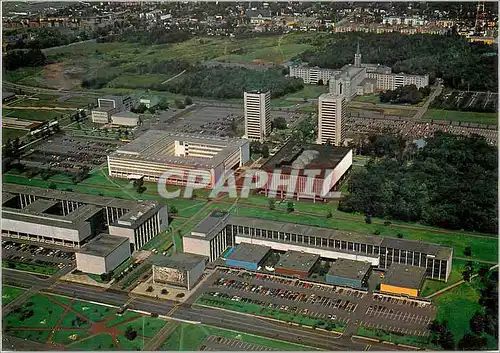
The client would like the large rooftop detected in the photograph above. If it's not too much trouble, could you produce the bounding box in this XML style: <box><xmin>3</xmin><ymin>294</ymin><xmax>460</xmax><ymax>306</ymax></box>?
<box><xmin>276</xmin><ymin>250</ymin><xmax>319</xmax><ymax>273</ymax></box>
<box><xmin>383</xmin><ymin>264</ymin><xmax>427</xmax><ymax>289</ymax></box>
<box><xmin>151</xmin><ymin>253</ymin><xmax>207</xmax><ymax>271</ymax></box>
<box><xmin>109</xmin><ymin>131</ymin><xmax>248</xmax><ymax>168</ymax></box>
<box><xmin>328</xmin><ymin>258</ymin><xmax>372</xmax><ymax>280</ymax></box>
<box><xmin>78</xmin><ymin>233</ymin><xmax>129</xmax><ymax>257</ymax></box>
<box><xmin>227</xmin><ymin>242</ymin><xmax>271</xmax><ymax>264</ymax></box>
<box><xmin>261</xmin><ymin>141</ymin><xmax>351</xmax><ymax>173</ymax></box>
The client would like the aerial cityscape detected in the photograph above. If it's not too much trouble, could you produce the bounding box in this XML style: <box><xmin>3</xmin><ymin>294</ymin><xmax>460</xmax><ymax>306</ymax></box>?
<box><xmin>1</xmin><ymin>1</ymin><xmax>498</xmax><ymax>352</ymax></box>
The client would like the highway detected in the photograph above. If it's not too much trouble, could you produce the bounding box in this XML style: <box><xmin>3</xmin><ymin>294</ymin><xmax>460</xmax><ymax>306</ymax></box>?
<box><xmin>3</xmin><ymin>269</ymin><xmax>409</xmax><ymax>351</ymax></box>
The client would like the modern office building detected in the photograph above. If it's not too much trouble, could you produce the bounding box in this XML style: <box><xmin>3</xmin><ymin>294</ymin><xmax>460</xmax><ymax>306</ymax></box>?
<box><xmin>244</xmin><ymin>91</ymin><xmax>271</xmax><ymax>142</ymax></box>
<box><xmin>288</xmin><ymin>65</ymin><xmax>340</xmax><ymax>85</ymax></box>
<box><xmin>110</xmin><ymin>111</ymin><xmax>140</xmax><ymax>127</ymax></box>
<box><xmin>107</xmin><ymin>131</ymin><xmax>250</xmax><ymax>187</ymax></box>
<box><xmin>75</xmin><ymin>233</ymin><xmax>131</xmax><ymax>275</ymax></box>
<box><xmin>260</xmin><ymin>141</ymin><xmax>352</xmax><ymax>201</ymax></box>
<box><xmin>91</xmin><ymin>107</ymin><xmax>115</xmax><ymax>124</ymax></box>
<box><xmin>2</xmin><ymin>184</ymin><xmax>168</xmax><ymax>250</ymax></box>
<box><xmin>317</xmin><ymin>93</ymin><xmax>347</xmax><ymax>146</ymax></box>
<box><xmin>326</xmin><ymin>258</ymin><xmax>372</xmax><ymax>289</ymax></box>
<box><xmin>98</xmin><ymin>95</ymin><xmax>135</xmax><ymax>111</ymax></box>
<box><xmin>183</xmin><ymin>211</ymin><xmax>453</xmax><ymax>282</ymax></box>
<box><xmin>225</xmin><ymin>243</ymin><xmax>271</xmax><ymax>271</ymax></box>
<box><xmin>380</xmin><ymin>264</ymin><xmax>427</xmax><ymax>297</ymax></box>
<box><xmin>275</xmin><ymin>250</ymin><xmax>319</xmax><ymax>278</ymax></box>
<box><xmin>151</xmin><ymin>253</ymin><xmax>207</xmax><ymax>291</ymax></box>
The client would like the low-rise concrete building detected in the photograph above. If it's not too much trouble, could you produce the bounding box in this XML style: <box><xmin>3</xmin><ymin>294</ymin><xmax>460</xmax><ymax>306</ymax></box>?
<box><xmin>275</xmin><ymin>250</ymin><xmax>319</xmax><ymax>278</ymax></box>
<box><xmin>326</xmin><ymin>258</ymin><xmax>372</xmax><ymax>289</ymax></box>
<box><xmin>91</xmin><ymin>107</ymin><xmax>115</xmax><ymax>124</ymax></box>
<box><xmin>151</xmin><ymin>253</ymin><xmax>207</xmax><ymax>291</ymax></box>
<box><xmin>75</xmin><ymin>233</ymin><xmax>131</xmax><ymax>275</ymax></box>
<box><xmin>225</xmin><ymin>243</ymin><xmax>271</xmax><ymax>271</ymax></box>
<box><xmin>111</xmin><ymin>111</ymin><xmax>140</xmax><ymax>127</ymax></box>
<box><xmin>380</xmin><ymin>264</ymin><xmax>427</xmax><ymax>297</ymax></box>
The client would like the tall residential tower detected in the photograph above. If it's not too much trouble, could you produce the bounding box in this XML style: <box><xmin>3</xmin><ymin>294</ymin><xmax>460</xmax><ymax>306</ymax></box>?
<box><xmin>244</xmin><ymin>91</ymin><xmax>271</xmax><ymax>142</ymax></box>
<box><xmin>316</xmin><ymin>93</ymin><xmax>347</xmax><ymax>146</ymax></box>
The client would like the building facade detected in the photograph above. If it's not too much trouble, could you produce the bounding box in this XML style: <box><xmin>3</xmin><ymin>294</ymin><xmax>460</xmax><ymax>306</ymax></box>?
<box><xmin>91</xmin><ymin>107</ymin><xmax>114</xmax><ymax>124</ymax></box>
<box><xmin>151</xmin><ymin>253</ymin><xmax>206</xmax><ymax>291</ymax></box>
<box><xmin>244</xmin><ymin>91</ymin><xmax>271</xmax><ymax>142</ymax></box>
<box><xmin>288</xmin><ymin>65</ymin><xmax>340</xmax><ymax>85</ymax></box>
<box><xmin>110</xmin><ymin>111</ymin><xmax>140</xmax><ymax>127</ymax></box>
<box><xmin>183</xmin><ymin>212</ymin><xmax>453</xmax><ymax>282</ymax></box>
<box><xmin>317</xmin><ymin>93</ymin><xmax>347</xmax><ymax>146</ymax></box>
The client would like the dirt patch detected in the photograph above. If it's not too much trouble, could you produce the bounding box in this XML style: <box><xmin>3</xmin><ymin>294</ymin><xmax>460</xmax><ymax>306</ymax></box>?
<box><xmin>42</xmin><ymin>63</ymin><xmax>82</xmax><ymax>90</ymax></box>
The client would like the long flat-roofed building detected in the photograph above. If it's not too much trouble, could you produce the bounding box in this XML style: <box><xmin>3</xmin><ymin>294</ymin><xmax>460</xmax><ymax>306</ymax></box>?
<box><xmin>183</xmin><ymin>211</ymin><xmax>453</xmax><ymax>282</ymax></box>
<box><xmin>289</xmin><ymin>64</ymin><xmax>340</xmax><ymax>85</ymax></box>
<box><xmin>75</xmin><ymin>233</ymin><xmax>131</xmax><ymax>275</ymax></box>
<box><xmin>107</xmin><ymin>131</ymin><xmax>250</xmax><ymax>187</ymax></box>
<box><xmin>260</xmin><ymin>141</ymin><xmax>352</xmax><ymax>201</ymax></box>
<box><xmin>2</xmin><ymin>185</ymin><xmax>168</xmax><ymax>250</ymax></box>
<box><xmin>275</xmin><ymin>250</ymin><xmax>319</xmax><ymax>278</ymax></box>
<box><xmin>225</xmin><ymin>243</ymin><xmax>271</xmax><ymax>271</ymax></box>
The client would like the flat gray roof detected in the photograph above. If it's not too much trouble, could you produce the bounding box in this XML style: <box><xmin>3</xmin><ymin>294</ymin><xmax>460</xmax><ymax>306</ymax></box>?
<box><xmin>383</xmin><ymin>264</ymin><xmax>427</xmax><ymax>289</ymax></box>
<box><xmin>5</xmin><ymin>184</ymin><xmax>165</xmax><ymax>228</ymax></box>
<box><xmin>191</xmin><ymin>211</ymin><xmax>230</xmax><ymax>238</ymax></box>
<box><xmin>151</xmin><ymin>253</ymin><xmax>207</xmax><ymax>271</ymax></box>
<box><xmin>328</xmin><ymin>258</ymin><xmax>372</xmax><ymax>280</ymax></box>
<box><xmin>93</xmin><ymin>106</ymin><xmax>115</xmax><ymax>113</ymax></box>
<box><xmin>109</xmin><ymin>130</ymin><xmax>248</xmax><ymax>169</ymax></box>
<box><xmin>78</xmin><ymin>233</ymin><xmax>129</xmax><ymax>257</ymax></box>
<box><xmin>21</xmin><ymin>199</ymin><xmax>57</xmax><ymax>214</ymax></box>
<box><xmin>227</xmin><ymin>243</ymin><xmax>271</xmax><ymax>264</ymax></box>
<box><xmin>276</xmin><ymin>250</ymin><xmax>319</xmax><ymax>273</ymax></box>
<box><xmin>111</xmin><ymin>111</ymin><xmax>139</xmax><ymax>119</ymax></box>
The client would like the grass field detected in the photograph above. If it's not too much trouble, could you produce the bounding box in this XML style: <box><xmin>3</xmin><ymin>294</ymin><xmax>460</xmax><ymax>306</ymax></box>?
<box><xmin>11</xmin><ymin>93</ymin><xmax>95</xmax><ymax>109</ymax></box>
<box><xmin>160</xmin><ymin>322</ymin><xmax>313</xmax><ymax>351</ymax></box>
<box><xmin>356</xmin><ymin>327</ymin><xmax>437</xmax><ymax>349</ymax></box>
<box><xmin>3</xmin><ymin>108</ymin><xmax>63</xmax><ymax>121</ymax></box>
<box><xmin>434</xmin><ymin>278</ymin><xmax>488</xmax><ymax>346</ymax></box>
<box><xmin>348</xmin><ymin>106</ymin><xmax>417</xmax><ymax>117</ymax></box>
<box><xmin>2</xmin><ymin>259</ymin><xmax>59</xmax><ymax>275</ymax></box>
<box><xmin>2</xmin><ymin>286</ymin><xmax>26</xmax><ymax>306</ymax></box>
<box><xmin>353</xmin><ymin>95</ymin><xmax>380</xmax><ymax>104</ymax></box>
<box><xmin>106</xmin><ymin>73</ymin><xmax>169</xmax><ymax>89</ymax></box>
<box><xmin>4</xmin><ymin>292</ymin><xmax>170</xmax><ymax>350</ymax></box>
<box><xmin>215</xmin><ymin>43</ymin><xmax>313</xmax><ymax>64</ymax></box>
<box><xmin>272</xmin><ymin>84</ymin><xmax>328</xmax><ymax>107</ymax></box>
<box><xmin>2</xmin><ymin>128</ymin><xmax>27</xmax><ymax>141</ymax></box>
<box><xmin>196</xmin><ymin>295</ymin><xmax>345</xmax><ymax>333</ymax></box>
<box><xmin>423</xmin><ymin>109</ymin><xmax>498</xmax><ymax>125</ymax></box>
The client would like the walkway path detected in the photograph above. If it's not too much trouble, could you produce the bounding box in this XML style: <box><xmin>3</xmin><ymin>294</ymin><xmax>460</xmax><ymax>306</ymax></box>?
<box><xmin>143</xmin><ymin>321</ymin><xmax>180</xmax><ymax>350</ymax></box>
<box><xmin>412</xmin><ymin>83</ymin><xmax>443</xmax><ymax>121</ymax></box>
<box><xmin>4</xmin><ymin>105</ymin><xmax>77</xmax><ymax>111</ymax></box>
<box><xmin>425</xmin><ymin>264</ymin><xmax>499</xmax><ymax>299</ymax></box>
<box><xmin>161</xmin><ymin>70</ymin><xmax>187</xmax><ymax>85</ymax></box>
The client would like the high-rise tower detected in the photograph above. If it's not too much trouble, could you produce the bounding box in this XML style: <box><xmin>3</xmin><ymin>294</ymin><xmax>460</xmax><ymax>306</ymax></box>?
<box><xmin>316</xmin><ymin>93</ymin><xmax>347</xmax><ymax>146</ymax></box>
<box><xmin>244</xmin><ymin>91</ymin><xmax>271</xmax><ymax>142</ymax></box>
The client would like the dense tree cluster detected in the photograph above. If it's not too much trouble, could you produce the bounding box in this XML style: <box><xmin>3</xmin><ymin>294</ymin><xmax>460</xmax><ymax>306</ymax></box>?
<box><xmin>339</xmin><ymin>132</ymin><xmax>498</xmax><ymax>233</ymax></box>
<box><xmin>428</xmin><ymin>320</ymin><xmax>455</xmax><ymax>349</ymax></box>
<box><xmin>297</xmin><ymin>33</ymin><xmax>497</xmax><ymax>91</ymax></box>
<box><xmin>104</xmin><ymin>28</ymin><xmax>192</xmax><ymax>45</ymax></box>
<box><xmin>161</xmin><ymin>66</ymin><xmax>303</xmax><ymax>99</ymax></box>
<box><xmin>3</xmin><ymin>49</ymin><xmax>46</xmax><ymax>71</ymax></box>
<box><xmin>124</xmin><ymin>59</ymin><xmax>190</xmax><ymax>76</ymax></box>
<box><xmin>379</xmin><ymin>84</ymin><xmax>431</xmax><ymax>105</ymax></box>
<box><xmin>4</xmin><ymin>28</ymin><xmax>93</xmax><ymax>51</ymax></box>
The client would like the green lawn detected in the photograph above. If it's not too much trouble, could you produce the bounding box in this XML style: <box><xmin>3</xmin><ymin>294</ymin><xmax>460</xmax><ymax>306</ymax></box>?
<box><xmin>67</xmin><ymin>333</ymin><xmax>117</xmax><ymax>350</ymax></box>
<box><xmin>160</xmin><ymin>322</ymin><xmax>314</xmax><ymax>351</ymax></box>
<box><xmin>434</xmin><ymin>278</ymin><xmax>483</xmax><ymax>345</ymax></box>
<box><xmin>214</xmin><ymin>43</ymin><xmax>313</xmax><ymax>64</ymax></box>
<box><xmin>2</xmin><ymin>128</ymin><xmax>27</xmax><ymax>141</ymax></box>
<box><xmin>105</xmin><ymin>311</ymin><xmax>140</xmax><ymax>328</ymax></box>
<box><xmin>196</xmin><ymin>295</ymin><xmax>345</xmax><ymax>333</ymax></box>
<box><xmin>356</xmin><ymin>327</ymin><xmax>437</xmax><ymax>349</ymax></box>
<box><xmin>12</xmin><ymin>93</ymin><xmax>95</xmax><ymax>109</ymax></box>
<box><xmin>2</xmin><ymin>286</ymin><xmax>26</xmax><ymax>305</ymax></box>
<box><xmin>353</xmin><ymin>95</ymin><xmax>380</xmax><ymax>104</ymax></box>
<box><xmin>423</xmin><ymin>109</ymin><xmax>498</xmax><ymax>125</ymax></box>
<box><xmin>3</xmin><ymin>108</ymin><xmax>63</xmax><ymax>121</ymax></box>
<box><xmin>3</xmin><ymin>66</ymin><xmax>44</xmax><ymax>83</ymax></box>
<box><xmin>71</xmin><ymin>301</ymin><xmax>116</xmax><ymax>322</ymax></box>
<box><xmin>2</xmin><ymin>259</ymin><xmax>59</xmax><ymax>275</ymax></box>
<box><xmin>107</xmin><ymin>73</ymin><xmax>169</xmax><ymax>89</ymax></box>
<box><xmin>272</xmin><ymin>84</ymin><xmax>328</xmax><ymax>107</ymax></box>
<box><xmin>52</xmin><ymin>330</ymin><xmax>93</xmax><ymax>346</ymax></box>
<box><xmin>117</xmin><ymin>317</ymin><xmax>167</xmax><ymax>338</ymax></box>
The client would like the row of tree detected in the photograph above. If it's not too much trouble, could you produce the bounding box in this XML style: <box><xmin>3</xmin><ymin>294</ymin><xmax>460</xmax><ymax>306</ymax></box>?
<box><xmin>379</xmin><ymin>84</ymin><xmax>431</xmax><ymax>105</ymax></box>
<box><xmin>297</xmin><ymin>32</ymin><xmax>497</xmax><ymax>91</ymax></box>
<box><xmin>339</xmin><ymin>132</ymin><xmax>498</xmax><ymax>233</ymax></box>
<box><xmin>3</xmin><ymin>48</ymin><xmax>46</xmax><ymax>71</ymax></box>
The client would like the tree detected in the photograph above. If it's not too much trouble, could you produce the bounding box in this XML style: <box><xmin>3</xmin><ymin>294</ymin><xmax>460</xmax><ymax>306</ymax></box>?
<box><xmin>287</xmin><ymin>201</ymin><xmax>294</xmax><ymax>213</ymax></box>
<box><xmin>184</xmin><ymin>96</ymin><xmax>193</xmax><ymax>105</ymax></box>
<box><xmin>326</xmin><ymin>210</ymin><xmax>333</xmax><ymax>218</ymax></box>
<box><xmin>174</xmin><ymin>100</ymin><xmax>186</xmax><ymax>109</ymax></box>
<box><xmin>457</xmin><ymin>332</ymin><xmax>487</xmax><ymax>350</ymax></box>
<box><xmin>48</xmin><ymin>183</ymin><xmax>57</xmax><ymax>190</ymax></box>
<box><xmin>268</xmin><ymin>199</ymin><xmax>275</xmax><ymax>210</ymax></box>
<box><xmin>261</xmin><ymin>144</ymin><xmax>270</xmax><ymax>158</ymax></box>
<box><xmin>462</xmin><ymin>268</ymin><xmax>472</xmax><ymax>282</ymax></box>
<box><xmin>365</xmin><ymin>215</ymin><xmax>372</xmax><ymax>224</ymax></box>
<box><xmin>469</xmin><ymin>311</ymin><xmax>487</xmax><ymax>334</ymax></box>
<box><xmin>464</xmin><ymin>247</ymin><xmax>472</xmax><ymax>257</ymax></box>
<box><xmin>169</xmin><ymin>205</ymin><xmax>178</xmax><ymax>215</ymax></box>
<box><xmin>272</xmin><ymin>117</ymin><xmax>287</xmax><ymax>130</ymax></box>
<box><xmin>437</xmin><ymin>322</ymin><xmax>455</xmax><ymax>350</ymax></box>
<box><xmin>124</xmin><ymin>327</ymin><xmax>138</xmax><ymax>341</ymax></box>
<box><xmin>478</xmin><ymin>266</ymin><xmax>490</xmax><ymax>278</ymax></box>
<box><xmin>396</xmin><ymin>233</ymin><xmax>403</xmax><ymax>238</ymax></box>
<box><xmin>157</xmin><ymin>99</ymin><xmax>169</xmax><ymax>110</ymax></box>
<box><xmin>131</xmin><ymin>103</ymin><xmax>147</xmax><ymax>114</ymax></box>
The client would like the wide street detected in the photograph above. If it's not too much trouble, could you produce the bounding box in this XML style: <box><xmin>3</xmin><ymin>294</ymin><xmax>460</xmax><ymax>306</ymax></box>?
<box><xmin>2</xmin><ymin>268</ymin><xmax>410</xmax><ymax>351</ymax></box>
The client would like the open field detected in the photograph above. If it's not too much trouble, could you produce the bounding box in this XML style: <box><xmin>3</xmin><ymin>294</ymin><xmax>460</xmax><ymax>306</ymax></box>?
<box><xmin>423</xmin><ymin>109</ymin><xmax>498</xmax><ymax>125</ymax></box>
<box><xmin>272</xmin><ymin>84</ymin><xmax>328</xmax><ymax>107</ymax></box>
<box><xmin>3</xmin><ymin>108</ymin><xmax>63</xmax><ymax>121</ymax></box>
<box><xmin>2</xmin><ymin>286</ymin><xmax>26</xmax><ymax>306</ymax></box>
<box><xmin>9</xmin><ymin>93</ymin><xmax>95</xmax><ymax>109</ymax></box>
<box><xmin>352</xmin><ymin>94</ymin><xmax>380</xmax><ymax>104</ymax></box>
<box><xmin>106</xmin><ymin>73</ymin><xmax>169</xmax><ymax>90</ymax></box>
<box><xmin>215</xmin><ymin>43</ymin><xmax>313</xmax><ymax>64</ymax></box>
<box><xmin>2</xmin><ymin>128</ymin><xmax>27</xmax><ymax>141</ymax></box>
<box><xmin>3</xmin><ymin>292</ymin><xmax>170</xmax><ymax>350</ymax></box>
<box><xmin>160</xmin><ymin>322</ymin><xmax>313</xmax><ymax>351</ymax></box>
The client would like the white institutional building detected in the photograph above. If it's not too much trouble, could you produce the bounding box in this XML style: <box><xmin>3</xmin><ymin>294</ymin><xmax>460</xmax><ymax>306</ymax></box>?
<box><xmin>244</xmin><ymin>90</ymin><xmax>271</xmax><ymax>142</ymax></box>
<box><xmin>289</xmin><ymin>44</ymin><xmax>429</xmax><ymax>101</ymax></box>
<box><xmin>317</xmin><ymin>93</ymin><xmax>347</xmax><ymax>146</ymax></box>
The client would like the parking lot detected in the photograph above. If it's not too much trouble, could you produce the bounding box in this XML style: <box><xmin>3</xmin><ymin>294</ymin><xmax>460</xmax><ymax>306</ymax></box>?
<box><xmin>21</xmin><ymin>136</ymin><xmax>124</xmax><ymax>172</ymax></box>
<box><xmin>432</xmin><ymin>90</ymin><xmax>498</xmax><ymax>113</ymax></box>
<box><xmin>2</xmin><ymin>240</ymin><xmax>75</xmax><ymax>269</ymax></box>
<box><xmin>201</xmin><ymin>335</ymin><xmax>276</xmax><ymax>351</ymax></box>
<box><xmin>195</xmin><ymin>267</ymin><xmax>436</xmax><ymax>336</ymax></box>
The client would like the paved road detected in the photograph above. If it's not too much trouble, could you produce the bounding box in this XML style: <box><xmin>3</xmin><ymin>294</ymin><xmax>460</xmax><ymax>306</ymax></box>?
<box><xmin>412</xmin><ymin>83</ymin><xmax>444</xmax><ymax>121</ymax></box>
<box><xmin>2</xmin><ymin>269</ymin><xmax>408</xmax><ymax>351</ymax></box>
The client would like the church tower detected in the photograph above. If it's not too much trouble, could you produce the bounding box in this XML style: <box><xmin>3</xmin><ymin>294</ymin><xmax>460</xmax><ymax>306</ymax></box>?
<box><xmin>354</xmin><ymin>42</ymin><xmax>362</xmax><ymax>68</ymax></box>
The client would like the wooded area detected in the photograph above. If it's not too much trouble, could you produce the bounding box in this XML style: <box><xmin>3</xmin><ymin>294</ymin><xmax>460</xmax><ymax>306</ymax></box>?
<box><xmin>340</xmin><ymin>132</ymin><xmax>498</xmax><ymax>234</ymax></box>
<box><xmin>297</xmin><ymin>32</ymin><xmax>497</xmax><ymax>92</ymax></box>
<box><xmin>379</xmin><ymin>84</ymin><xmax>431</xmax><ymax>105</ymax></box>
